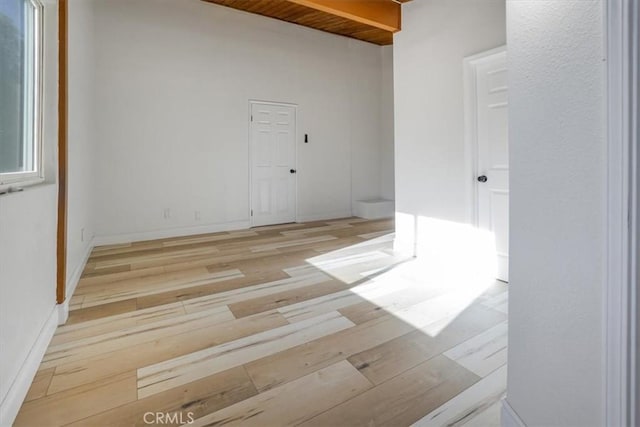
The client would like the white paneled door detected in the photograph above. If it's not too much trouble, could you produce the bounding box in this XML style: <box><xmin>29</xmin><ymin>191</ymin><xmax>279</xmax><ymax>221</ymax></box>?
<box><xmin>473</xmin><ymin>49</ymin><xmax>509</xmax><ymax>282</ymax></box>
<box><xmin>250</xmin><ymin>102</ymin><xmax>297</xmax><ymax>227</ymax></box>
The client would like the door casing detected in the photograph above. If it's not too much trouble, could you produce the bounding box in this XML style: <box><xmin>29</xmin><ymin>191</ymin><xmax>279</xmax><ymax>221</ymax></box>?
<box><xmin>604</xmin><ymin>0</ymin><xmax>639</xmax><ymax>425</ymax></box>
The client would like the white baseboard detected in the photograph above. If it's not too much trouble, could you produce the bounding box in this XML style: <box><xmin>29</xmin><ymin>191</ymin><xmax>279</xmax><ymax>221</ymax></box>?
<box><xmin>0</xmin><ymin>306</ymin><xmax>58</xmax><ymax>427</ymax></box>
<box><xmin>94</xmin><ymin>220</ymin><xmax>251</xmax><ymax>246</ymax></box>
<box><xmin>58</xmin><ymin>236</ymin><xmax>96</xmax><ymax>325</ymax></box>
<box><xmin>94</xmin><ymin>213</ymin><xmax>365</xmax><ymax>246</ymax></box>
<box><xmin>296</xmin><ymin>211</ymin><xmax>353</xmax><ymax>223</ymax></box>
<box><xmin>501</xmin><ymin>398</ymin><xmax>527</xmax><ymax>427</ymax></box>
<box><xmin>57</xmin><ymin>298</ymin><xmax>70</xmax><ymax>325</ymax></box>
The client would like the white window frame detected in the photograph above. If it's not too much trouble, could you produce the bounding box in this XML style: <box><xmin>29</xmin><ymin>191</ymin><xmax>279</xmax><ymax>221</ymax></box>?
<box><xmin>0</xmin><ymin>0</ymin><xmax>44</xmax><ymax>188</ymax></box>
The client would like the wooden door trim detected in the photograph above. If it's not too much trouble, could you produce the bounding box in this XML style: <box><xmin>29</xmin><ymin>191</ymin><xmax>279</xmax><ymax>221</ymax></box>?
<box><xmin>56</xmin><ymin>0</ymin><xmax>68</xmax><ymax>304</ymax></box>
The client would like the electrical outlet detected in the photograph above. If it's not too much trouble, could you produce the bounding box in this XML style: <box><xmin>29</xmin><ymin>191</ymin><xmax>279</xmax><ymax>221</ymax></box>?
<box><xmin>163</xmin><ymin>208</ymin><xmax>171</xmax><ymax>219</ymax></box>
<box><xmin>195</xmin><ymin>211</ymin><xmax>201</xmax><ymax>221</ymax></box>
<box><xmin>81</xmin><ymin>227</ymin><xmax>85</xmax><ymax>242</ymax></box>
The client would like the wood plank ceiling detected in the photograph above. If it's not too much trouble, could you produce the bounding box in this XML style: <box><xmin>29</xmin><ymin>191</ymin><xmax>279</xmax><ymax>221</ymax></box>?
<box><xmin>201</xmin><ymin>0</ymin><xmax>408</xmax><ymax>45</ymax></box>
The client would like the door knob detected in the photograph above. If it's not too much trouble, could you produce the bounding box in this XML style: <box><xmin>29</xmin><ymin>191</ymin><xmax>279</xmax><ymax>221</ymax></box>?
<box><xmin>477</xmin><ymin>175</ymin><xmax>488</xmax><ymax>183</ymax></box>
<box><xmin>290</xmin><ymin>169</ymin><xmax>297</xmax><ymax>174</ymax></box>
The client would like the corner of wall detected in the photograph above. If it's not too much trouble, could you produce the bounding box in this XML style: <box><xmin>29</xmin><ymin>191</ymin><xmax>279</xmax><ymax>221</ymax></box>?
<box><xmin>59</xmin><ymin>234</ymin><xmax>95</xmax><ymax>325</ymax></box>
<box><xmin>501</xmin><ymin>398</ymin><xmax>527</xmax><ymax>427</ymax></box>
<box><xmin>393</xmin><ymin>211</ymin><xmax>416</xmax><ymax>257</ymax></box>
<box><xmin>66</xmin><ymin>236</ymin><xmax>94</xmax><ymax>300</ymax></box>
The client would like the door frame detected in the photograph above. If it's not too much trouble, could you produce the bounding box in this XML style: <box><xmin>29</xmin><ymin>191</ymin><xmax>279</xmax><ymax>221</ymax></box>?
<box><xmin>248</xmin><ymin>100</ymin><xmax>299</xmax><ymax>228</ymax></box>
<box><xmin>463</xmin><ymin>45</ymin><xmax>507</xmax><ymax>226</ymax></box>
<box><xmin>604</xmin><ymin>0</ymin><xmax>639</xmax><ymax>425</ymax></box>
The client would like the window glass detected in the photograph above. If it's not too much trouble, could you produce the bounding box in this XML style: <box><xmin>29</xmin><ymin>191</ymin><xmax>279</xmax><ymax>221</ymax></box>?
<box><xmin>0</xmin><ymin>0</ymin><xmax>39</xmax><ymax>180</ymax></box>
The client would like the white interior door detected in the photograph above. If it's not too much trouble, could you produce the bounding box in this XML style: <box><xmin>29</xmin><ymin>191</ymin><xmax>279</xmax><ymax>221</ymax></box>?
<box><xmin>250</xmin><ymin>102</ymin><xmax>297</xmax><ymax>227</ymax></box>
<box><xmin>474</xmin><ymin>50</ymin><xmax>509</xmax><ymax>282</ymax></box>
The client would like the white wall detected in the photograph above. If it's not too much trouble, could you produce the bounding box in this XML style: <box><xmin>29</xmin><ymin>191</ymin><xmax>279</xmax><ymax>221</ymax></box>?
<box><xmin>393</xmin><ymin>0</ymin><xmax>506</xmax><ymax>255</ymax></box>
<box><xmin>505</xmin><ymin>1</ymin><xmax>606</xmax><ymax>426</ymax></box>
<box><xmin>380</xmin><ymin>45</ymin><xmax>395</xmax><ymax>201</ymax></box>
<box><xmin>66</xmin><ymin>0</ymin><xmax>97</xmax><ymax>298</ymax></box>
<box><xmin>0</xmin><ymin>1</ymin><xmax>59</xmax><ymax>423</ymax></box>
<box><xmin>88</xmin><ymin>0</ymin><xmax>393</xmax><ymax>242</ymax></box>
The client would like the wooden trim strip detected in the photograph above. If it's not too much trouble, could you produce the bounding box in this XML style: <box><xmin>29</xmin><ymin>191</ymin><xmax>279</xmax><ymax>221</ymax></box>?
<box><xmin>57</xmin><ymin>0</ymin><xmax>68</xmax><ymax>305</ymax></box>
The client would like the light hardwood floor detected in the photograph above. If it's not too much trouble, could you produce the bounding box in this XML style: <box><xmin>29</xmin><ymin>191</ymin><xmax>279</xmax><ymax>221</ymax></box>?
<box><xmin>15</xmin><ymin>218</ymin><xmax>508</xmax><ymax>427</ymax></box>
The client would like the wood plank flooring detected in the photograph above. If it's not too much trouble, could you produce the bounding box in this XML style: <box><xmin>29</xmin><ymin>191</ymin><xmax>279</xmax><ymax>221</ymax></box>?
<box><xmin>15</xmin><ymin>218</ymin><xmax>508</xmax><ymax>426</ymax></box>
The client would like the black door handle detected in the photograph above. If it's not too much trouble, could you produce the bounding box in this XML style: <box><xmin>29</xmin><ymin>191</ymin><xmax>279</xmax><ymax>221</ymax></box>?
<box><xmin>290</xmin><ymin>169</ymin><xmax>297</xmax><ymax>174</ymax></box>
<box><xmin>477</xmin><ymin>175</ymin><xmax>488</xmax><ymax>183</ymax></box>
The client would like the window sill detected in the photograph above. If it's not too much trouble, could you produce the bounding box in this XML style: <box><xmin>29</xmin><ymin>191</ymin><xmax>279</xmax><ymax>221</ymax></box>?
<box><xmin>0</xmin><ymin>178</ymin><xmax>51</xmax><ymax>197</ymax></box>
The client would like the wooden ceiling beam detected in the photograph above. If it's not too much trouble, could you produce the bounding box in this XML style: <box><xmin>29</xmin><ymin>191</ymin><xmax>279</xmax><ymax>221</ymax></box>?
<box><xmin>286</xmin><ymin>0</ymin><xmax>401</xmax><ymax>33</ymax></box>
<box><xmin>202</xmin><ymin>0</ymin><xmax>404</xmax><ymax>45</ymax></box>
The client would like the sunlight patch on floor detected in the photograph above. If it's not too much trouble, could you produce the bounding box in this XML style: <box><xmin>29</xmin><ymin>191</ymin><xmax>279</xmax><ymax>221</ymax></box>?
<box><xmin>306</xmin><ymin>218</ymin><xmax>498</xmax><ymax>336</ymax></box>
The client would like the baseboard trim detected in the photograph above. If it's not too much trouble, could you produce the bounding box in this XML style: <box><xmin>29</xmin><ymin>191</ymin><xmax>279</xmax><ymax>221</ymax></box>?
<box><xmin>501</xmin><ymin>398</ymin><xmax>527</xmax><ymax>427</ymax></box>
<box><xmin>296</xmin><ymin>211</ymin><xmax>353</xmax><ymax>223</ymax></box>
<box><xmin>57</xmin><ymin>298</ymin><xmax>70</xmax><ymax>325</ymax></box>
<box><xmin>93</xmin><ymin>213</ymin><xmax>364</xmax><ymax>246</ymax></box>
<box><xmin>94</xmin><ymin>220</ymin><xmax>251</xmax><ymax>246</ymax></box>
<box><xmin>0</xmin><ymin>306</ymin><xmax>58</xmax><ymax>427</ymax></box>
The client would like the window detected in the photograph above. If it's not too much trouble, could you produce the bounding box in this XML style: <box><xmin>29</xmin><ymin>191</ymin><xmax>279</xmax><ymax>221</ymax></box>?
<box><xmin>0</xmin><ymin>0</ymin><xmax>43</xmax><ymax>186</ymax></box>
